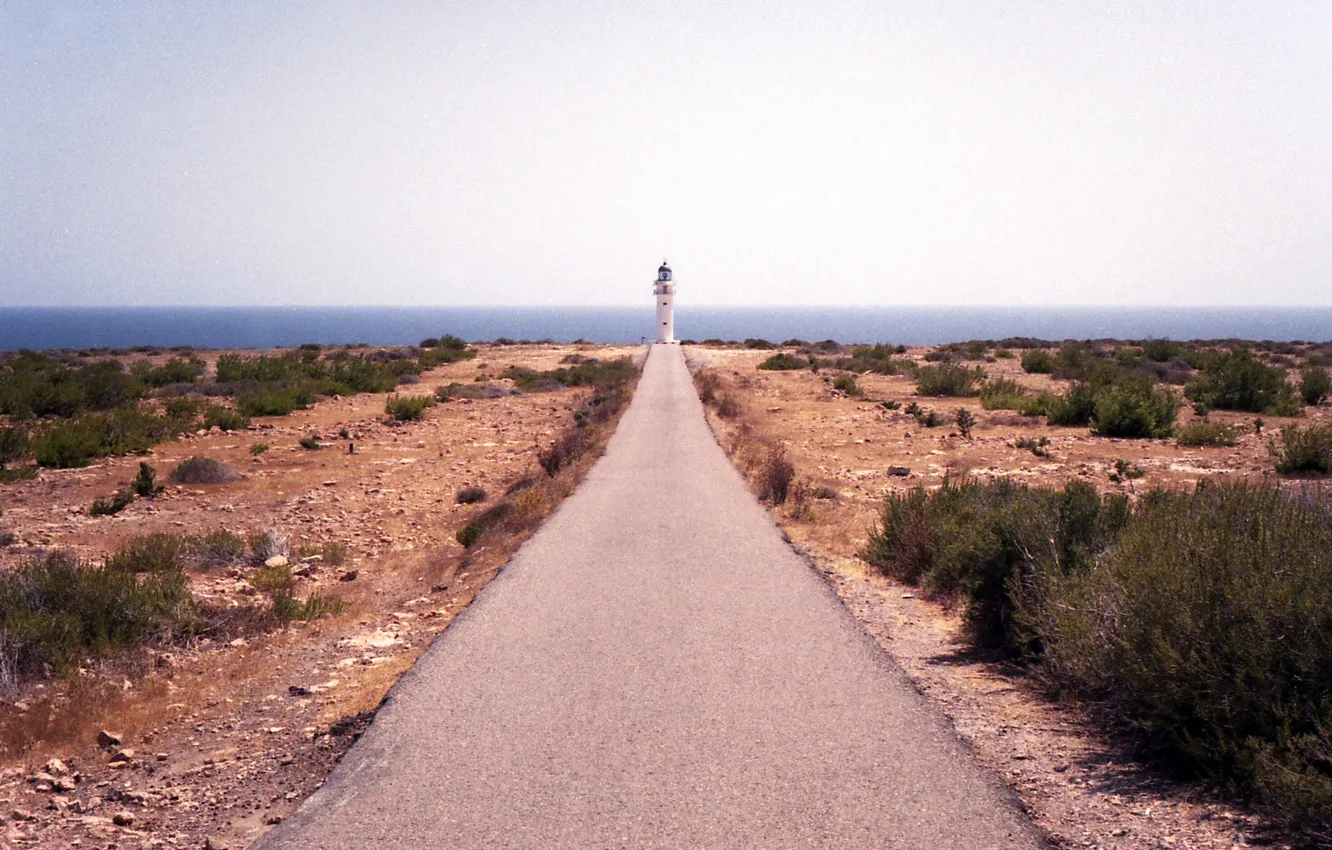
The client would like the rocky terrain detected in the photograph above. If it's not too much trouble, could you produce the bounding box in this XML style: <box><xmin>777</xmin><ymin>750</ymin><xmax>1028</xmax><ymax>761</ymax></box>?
<box><xmin>0</xmin><ymin>342</ymin><xmax>637</xmax><ymax>849</ymax></box>
<box><xmin>687</xmin><ymin>343</ymin><xmax>1326</xmax><ymax>850</ymax></box>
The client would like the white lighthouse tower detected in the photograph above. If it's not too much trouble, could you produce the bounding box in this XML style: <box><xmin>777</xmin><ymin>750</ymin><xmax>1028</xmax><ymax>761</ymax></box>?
<box><xmin>653</xmin><ymin>259</ymin><xmax>675</xmax><ymax>343</ymax></box>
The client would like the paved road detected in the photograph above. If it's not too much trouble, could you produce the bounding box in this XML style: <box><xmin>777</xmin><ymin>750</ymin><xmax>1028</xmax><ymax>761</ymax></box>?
<box><xmin>256</xmin><ymin>344</ymin><xmax>1045</xmax><ymax>849</ymax></box>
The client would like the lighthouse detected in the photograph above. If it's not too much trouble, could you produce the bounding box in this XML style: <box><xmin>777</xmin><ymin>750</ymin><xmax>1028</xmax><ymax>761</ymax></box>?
<box><xmin>653</xmin><ymin>260</ymin><xmax>675</xmax><ymax>343</ymax></box>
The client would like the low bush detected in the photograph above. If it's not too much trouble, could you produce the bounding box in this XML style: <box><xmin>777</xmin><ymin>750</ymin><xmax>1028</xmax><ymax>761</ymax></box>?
<box><xmin>1031</xmin><ymin>483</ymin><xmax>1332</xmax><ymax>834</ymax></box>
<box><xmin>169</xmin><ymin>456</ymin><xmax>241</xmax><ymax>484</ymax></box>
<box><xmin>131</xmin><ymin>461</ymin><xmax>164</xmax><ymax>498</ymax></box>
<box><xmin>693</xmin><ymin>369</ymin><xmax>722</xmax><ymax>405</ymax></box>
<box><xmin>248</xmin><ymin>529</ymin><xmax>289</xmax><ymax>564</ymax></box>
<box><xmin>864</xmin><ymin>478</ymin><xmax>1332</xmax><ymax>834</ymax></box>
<box><xmin>1015</xmin><ymin>436</ymin><xmax>1051</xmax><ymax>457</ymax></box>
<box><xmin>757</xmin><ymin>353</ymin><xmax>806</xmax><ymax>371</ymax></box>
<box><xmin>203</xmin><ymin>405</ymin><xmax>250</xmax><ymax>432</ymax></box>
<box><xmin>1301</xmin><ymin>367</ymin><xmax>1331</xmax><ymax>406</ymax></box>
<box><xmin>1271</xmin><ymin>424</ymin><xmax>1332</xmax><ymax>474</ymax></box>
<box><xmin>32</xmin><ymin>406</ymin><xmax>179</xmax><ymax>468</ymax></box>
<box><xmin>298</xmin><ymin>436</ymin><xmax>322</xmax><ymax>451</ymax></box>
<box><xmin>0</xmin><ymin>548</ymin><xmax>195</xmax><ymax>676</ymax></box>
<box><xmin>456</xmin><ymin>485</ymin><xmax>487</xmax><ymax>504</ymax></box>
<box><xmin>105</xmin><ymin>532</ymin><xmax>188</xmax><ymax>574</ymax></box>
<box><xmin>1091</xmin><ymin>377</ymin><xmax>1179</xmax><ymax>439</ymax></box>
<box><xmin>250</xmin><ymin>442</ymin><xmax>269</xmax><ymax>455</ymax></box>
<box><xmin>385</xmin><ymin>394</ymin><xmax>435</xmax><ymax>422</ymax></box>
<box><xmin>89</xmin><ymin>489</ymin><xmax>134</xmax><ymax>517</ymax></box>
<box><xmin>456</xmin><ymin>523</ymin><xmax>482</xmax><ymax>548</ymax></box>
<box><xmin>914</xmin><ymin>363</ymin><xmax>984</xmax><ymax>397</ymax></box>
<box><xmin>954</xmin><ymin>408</ymin><xmax>976</xmax><ymax>438</ymax></box>
<box><xmin>1186</xmin><ymin>348</ymin><xmax>1292</xmax><ymax>413</ymax></box>
<box><xmin>1176</xmin><ymin>420</ymin><xmax>1242</xmax><ymax>448</ymax></box>
<box><xmin>1043</xmin><ymin>382</ymin><xmax>1098</xmax><ymax>427</ymax></box>
<box><xmin>189</xmin><ymin>530</ymin><xmax>246</xmax><ymax>570</ymax></box>
<box><xmin>744</xmin><ymin>338</ymin><xmax>776</xmax><ymax>350</ymax></box>
<box><xmin>979</xmin><ymin>378</ymin><xmax>1030</xmax><ymax>411</ymax></box>
<box><xmin>235</xmin><ymin>386</ymin><xmax>314</xmax><ymax>417</ymax></box>
<box><xmin>904</xmin><ymin>401</ymin><xmax>941</xmax><ymax>428</ymax></box>
<box><xmin>758</xmin><ymin>444</ymin><xmax>796</xmax><ymax>504</ymax></box>
<box><xmin>832</xmin><ymin>374</ymin><xmax>861</xmax><ymax>396</ymax></box>
<box><xmin>1020</xmin><ymin>350</ymin><xmax>1056</xmax><ymax>374</ymax></box>
<box><xmin>249</xmin><ymin>564</ymin><xmax>343</xmax><ymax>624</ymax></box>
<box><xmin>0</xmin><ymin>426</ymin><xmax>29</xmax><ymax>469</ymax></box>
<box><xmin>435</xmin><ymin>382</ymin><xmax>515</xmax><ymax>401</ymax></box>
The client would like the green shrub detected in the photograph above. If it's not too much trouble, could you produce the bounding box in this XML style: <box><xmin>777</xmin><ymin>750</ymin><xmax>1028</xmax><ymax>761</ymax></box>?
<box><xmin>137</xmin><ymin>356</ymin><xmax>205</xmax><ymax>387</ymax></box>
<box><xmin>832</xmin><ymin>374</ymin><xmax>861</xmax><ymax>396</ymax></box>
<box><xmin>1271</xmin><ymin>424</ymin><xmax>1332</xmax><ymax>474</ymax></box>
<box><xmin>0</xmin><ymin>548</ymin><xmax>194</xmax><ymax>676</ymax></box>
<box><xmin>1015</xmin><ymin>436</ymin><xmax>1051</xmax><ymax>457</ymax></box>
<box><xmin>744</xmin><ymin>338</ymin><xmax>776</xmax><ymax>350</ymax></box>
<box><xmin>32</xmin><ymin>419</ymin><xmax>105</xmax><ymax>468</ymax></box>
<box><xmin>863</xmin><ymin>479</ymin><xmax>1128</xmax><ymax>656</ymax></box>
<box><xmin>235</xmin><ymin>386</ymin><xmax>314</xmax><ymax>417</ymax></box>
<box><xmin>979</xmin><ymin>378</ymin><xmax>1030</xmax><ymax>411</ymax></box>
<box><xmin>1030</xmin><ymin>483</ymin><xmax>1332</xmax><ymax>833</ymax></box>
<box><xmin>757</xmin><ymin>353</ymin><xmax>806</xmax><ymax>371</ymax></box>
<box><xmin>954</xmin><ymin>408</ymin><xmax>976</xmax><ymax>438</ymax></box>
<box><xmin>904</xmin><ymin>401</ymin><xmax>941</xmax><ymax>428</ymax></box>
<box><xmin>1091</xmin><ymin>377</ymin><xmax>1179</xmax><ymax>438</ymax></box>
<box><xmin>188</xmin><ymin>530</ymin><xmax>246</xmax><ymax>570</ymax></box>
<box><xmin>169</xmin><ymin>456</ymin><xmax>241</xmax><ymax>484</ymax></box>
<box><xmin>105</xmin><ymin>532</ymin><xmax>188</xmax><ymax>574</ymax></box>
<box><xmin>203</xmin><ymin>405</ymin><xmax>250</xmax><ymax>431</ymax></box>
<box><xmin>1043</xmin><ymin>383</ymin><xmax>1098</xmax><ymax>427</ymax></box>
<box><xmin>1141</xmin><ymin>338</ymin><xmax>1183</xmax><ymax>363</ymax></box>
<box><xmin>456</xmin><ymin>522</ymin><xmax>482</xmax><ymax>548</ymax></box>
<box><xmin>131</xmin><ymin>461</ymin><xmax>164</xmax><ymax>498</ymax></box>
<box><xmin>385</xmin><ymin>394</ymin><xmax>436</xmax><ymax>422</ymax></box>
<box><xmin>0</xmin><ymin>425</ymin><xmax>29</xmax><ymax>469</ymax></box>
<box><xmin>1176</xmin><ymin>420</ymin><xmax>1242</xmax><ymax>448</ymax></box>
<box><xmin>249</xmin><ymin>564</ymin><xmax>343</xmax><ymax>624</ymax></box>
<box><xmin>89</xmin><ymin>489</ymin><xmax>134</xmax><ymax>517</ymax></box>
<box><xmin>1186</xmin><ymin>348</ymin><xmax>1291</xmax><ymax>413</ymax></box>
<box><xmin>250</xmin><ymin>442</ymin><xmax>269</xmax><ymax>455</ymax></box>
<box><xmin>914</xmin><ymin>364</ymin><xmax>984</xmax><ymax>397</ymax></box>
<box><xmin>299</xmin><ymin>436</ymin><xmax>322</xmax><ymax>451</ymax></box>
<box><xmin>1020</xmin><ymin>350</ymin><xmax>1056</xmax><ymax>374</ymax></box>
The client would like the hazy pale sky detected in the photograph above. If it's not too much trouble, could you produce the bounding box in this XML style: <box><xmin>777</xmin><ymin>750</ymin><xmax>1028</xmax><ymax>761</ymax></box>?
<box><xmin>3</xmin><ymin>1</ymin><xmax>1330</xmax><ymax>307</ymax></box>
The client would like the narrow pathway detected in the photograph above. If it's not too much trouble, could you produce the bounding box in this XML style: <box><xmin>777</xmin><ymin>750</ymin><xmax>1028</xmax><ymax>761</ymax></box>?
<box><xmin>256</xmin><ymin>345</ymin><xmax>1045</xmax><ymax>849</ymax></box>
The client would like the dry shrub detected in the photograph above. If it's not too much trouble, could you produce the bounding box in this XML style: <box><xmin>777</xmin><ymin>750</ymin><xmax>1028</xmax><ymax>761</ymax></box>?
<box><xmin>715</xmin><ymin>394</ymin><xmax>742</xmax><ymax>419</ymax></box>
<box><xmin>693</xmin><ymin>368</ymin><xmax>722</xmax><ymax>404</ymax></box>
<box><xmin>169</xmin><ymin>456</ymin><xmax>240</xmax><ymax>484</ymax></box>
<box><xmin>758</xmin><ymin>443</ymin><xmax>795</xmax><ymax>504</ymax></box>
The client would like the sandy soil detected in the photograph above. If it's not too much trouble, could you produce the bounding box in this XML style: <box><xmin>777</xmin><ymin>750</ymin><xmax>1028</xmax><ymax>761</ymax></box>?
<box><xmin>688</xmin><ymin>344</ymin><xmax>1324</xmax><ymax>850</ymax></box>
<box><xmin>0</xmin><ymin>343</ymin><xmax>636</xmax><ymax>849</ymax></box>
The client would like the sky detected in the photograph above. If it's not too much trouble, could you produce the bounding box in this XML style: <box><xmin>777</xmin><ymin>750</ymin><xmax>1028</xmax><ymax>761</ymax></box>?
<box><xmin>2</xmin><ymin>1</ymin><xmax>1331</xmax><ymax>308</ymax></box>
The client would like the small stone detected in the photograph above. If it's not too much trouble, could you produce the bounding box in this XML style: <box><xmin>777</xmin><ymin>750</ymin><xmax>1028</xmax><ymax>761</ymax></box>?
<box><xmin>10</xmin><ymin>808</ymin><xmax>36</xmax><ymax>822</ymax></box>
<box><xmin>98</xmin><ymin>730</ymin><xmax>123</xmax><ymax>748</ymax></box>
<box><xmin>43</xmin><ymin>758</ymin><xmax>68</xmax><ymax>776</ymax></box>
<box><xmin>204</xmin><ymin>838</ymin><xmax>228</xmax><ymax>850</ymax></box>
<box><xmin>264</xmin><ymin>555</ymin><xmax>289</xmax><ymax>568</ymax></box>
<box><xmin>54</xmin><ymin>776</ymin><xmax>77</xmax><ymax>792</ymax></box>
<box><xmin>112</xmin><ymin>809</ymin><xmax>134</xmax><ymax>826</ymax></box>
<box><xmin>339</xmin><ymin>570</ymin><xmax>359</xmax><ymax>582</ymax></box>
<box><xmin>887</xmin><ymin>466</ymin><xmax>911</xmax><ymax>477</ymax></box>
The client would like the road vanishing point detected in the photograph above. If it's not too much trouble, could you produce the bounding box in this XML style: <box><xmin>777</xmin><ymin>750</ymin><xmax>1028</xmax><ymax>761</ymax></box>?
<box><xmin>255</xmin><ymin>344</ymin><xmax>1046</xmax><ymax>849</ymax></box>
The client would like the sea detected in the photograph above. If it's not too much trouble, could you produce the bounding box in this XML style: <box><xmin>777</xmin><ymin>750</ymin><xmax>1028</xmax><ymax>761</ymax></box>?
<box><xmin>2</xmin><ymin>306</ymin><xmax>1331</xmax><ymax>352</ymax></box>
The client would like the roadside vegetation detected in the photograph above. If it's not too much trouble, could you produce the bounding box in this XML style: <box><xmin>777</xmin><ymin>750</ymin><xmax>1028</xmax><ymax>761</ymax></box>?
<box><xmin>863</xmin><ymin>478</ymin><xmax>1332</xmax><ymax>839</ymax></box>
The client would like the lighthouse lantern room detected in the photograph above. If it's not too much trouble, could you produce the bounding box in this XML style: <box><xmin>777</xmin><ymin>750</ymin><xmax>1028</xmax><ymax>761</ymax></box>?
<box><xmin>653</xmin><ymin>260</ymin><xmax>675</xmax><ymax>343</ymax></box>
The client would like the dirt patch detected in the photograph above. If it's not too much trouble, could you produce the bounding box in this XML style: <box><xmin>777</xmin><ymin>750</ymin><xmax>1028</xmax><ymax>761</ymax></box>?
<box><xmin>0</xmin><ymin>343</ymin><xmax>638</xmax><ymax>849</ymax></box>
<box><xmin>688</xmin><ymin>344</ymin><xmax>1311</xmax><ymax>850</ymax></box>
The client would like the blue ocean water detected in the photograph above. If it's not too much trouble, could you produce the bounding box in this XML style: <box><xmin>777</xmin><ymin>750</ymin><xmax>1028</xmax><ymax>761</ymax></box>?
<box><xmin>1</xmin><ymin>306</ymin><xmax>1330</xmax><ymax>351</ymax></box>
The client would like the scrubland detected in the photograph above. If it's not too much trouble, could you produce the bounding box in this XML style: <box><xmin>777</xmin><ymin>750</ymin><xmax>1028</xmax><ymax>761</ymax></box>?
<box><xmin>0</xmin><ymin>340</ymin><xmax>638</xmax><ymax>848</ymax></box>
<box><xmin>690</xmin><ymin>336</ymin><xmax>1332</xmax><ymax>849</ymax></box>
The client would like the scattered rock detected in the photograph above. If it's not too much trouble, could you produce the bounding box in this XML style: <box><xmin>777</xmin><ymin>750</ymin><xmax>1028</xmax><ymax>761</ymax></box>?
<box><xmin>339</xmin><ymin>570</ymin><xmax>359</xmax><ymax>582</ymax></box>
<box><xmin>112</xmin><ymin>809</ymin><xmax>135</xmax><ymax>826</ymax></box>
<box><xmin>887</xmin><ymin>466</ymin><xmax>911</xmax><ymax>477</ymax></box>
<box><xmin>43</xmin><ymin>758</ymin><xmax>69</xmax><ymax>776</ymax></box>
<box><xmin>265</xmin><ymin>555</ymin><xmax>289</xmax><ymax>568</ymax></box>
<box><xmin>10</xmin><ymin>808</ymin><xmax>36</xmax><ymax>822</ymax></box>
<box><xmin>288</xmin><ymin>685</ymin><xmax>312</xmax><ymax>697</ymax></box>
<box><xmin>98</xmin><ymin>730</ymin><xmax>123</xmax><ymax>748</ymax></box>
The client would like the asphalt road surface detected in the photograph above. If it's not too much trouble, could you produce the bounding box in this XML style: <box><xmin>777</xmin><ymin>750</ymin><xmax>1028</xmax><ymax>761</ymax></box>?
<box><xmin>255</xmin><ymin>344</ymin><xmax>1045</xmax><ymax>849</ymax></box>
